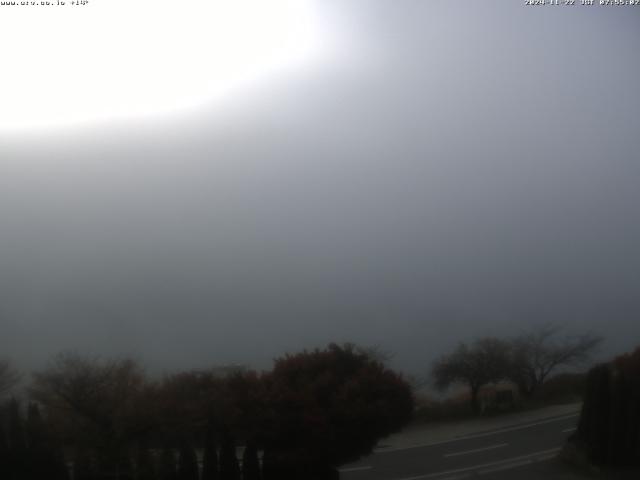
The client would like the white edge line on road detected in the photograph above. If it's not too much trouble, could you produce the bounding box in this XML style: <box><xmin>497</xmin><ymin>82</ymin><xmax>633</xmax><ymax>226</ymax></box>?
<box><xmin>476</xmin><ymin>458</ymin><xmax>533</xmax><ymax>475</ymax></box>
<box><xmin>562</xmin><ymin>427</ymin><xmax>576</xmax><ymax>433</ymax></box>
<box><xmin>377</xmin><ymin>413</ymin><xmax>579</xmax><ymax>453</ymax></box>
<box><xmin>443</xmin><ymin>442</ymin><xmax>508</xmax><ymax>458</ymax></box>
<box><xmin>392</xmin><ymin>447</ymin><xmax>562</xmax><ymax>480</ymax></box>
<box><xmin>477</xmin><ymin>452</ymin><xmax>557</xmax><ymax>475</ymax></box>
<box><xmin>338</xmin><ymin>466</ymin><xmax>372</xmax><ymax>473</ymax></box>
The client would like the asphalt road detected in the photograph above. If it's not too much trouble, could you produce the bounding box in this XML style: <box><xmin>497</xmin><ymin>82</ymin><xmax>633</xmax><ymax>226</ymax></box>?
<box><xmin>339</xmin><ymin>413</ymin><xmax>580</xmax><ymax>480</ymax></box>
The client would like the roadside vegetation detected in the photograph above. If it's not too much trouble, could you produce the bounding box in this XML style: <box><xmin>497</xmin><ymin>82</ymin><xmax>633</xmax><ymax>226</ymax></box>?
<box><xmin>415</xmin><ymin>325</ymin><xmax>601</xmax><ymax>423</ymax></box>
<box><xmin>0</xmin><ymin>326</ymin><xmax>626</xmax><ymax>478</ymax></box>
<box><xmin>564</xmin><ymin>345</ymin><xmax>640</xmax><ymax>470</ymax></box>
<box><xmin>0</xmin><ymin>343</ymin><xmax>413</xmax><ymax>480</ymax></box>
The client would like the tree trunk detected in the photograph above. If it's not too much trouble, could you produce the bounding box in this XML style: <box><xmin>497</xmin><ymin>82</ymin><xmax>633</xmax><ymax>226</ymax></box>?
<box><xmin>470</xmin><ymin>385</ymin><xmax>480</xmax><ymax>414</ymax></box>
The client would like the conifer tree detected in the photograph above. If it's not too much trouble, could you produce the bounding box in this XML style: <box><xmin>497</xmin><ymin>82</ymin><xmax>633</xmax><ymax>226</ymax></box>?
<box><xmin>115</xmin><ymin>450</ymin><xmax>134</xmax><ymax>480</ymax></box>
<box><xmin>26</xmin><ymin>402</ymin><xmax>47</xmax><ymax>480</ymax></box>
<box><xmin>25</xmin><ymin>402</ymin><xmax>68</xmax><ymax>480</ymax></box>
<box><xmin>201</xmin><ymin>424</ymin><xmax>219</xmax><ymax>480</ymax></box>
<box><xmin>136</xmin><ymin>444</ymin><xmax>156</xmax><ymax>480</ymax></box>
<box><xmin>50</xmin><ymin>450</ymin><xmax>71</xmax><ymax>480</ymax></box>
<box><xmin>260</xmin><ymin>449</ymin><xmax>276</xmax><ymax>480</ymax></box>
<box><xmin>219</xmin><ymin>429</ymin><xmax>240</xmax><ymax>480</ymax></box>
<box><xmin>0</xmin><ymin>422</ymin><xmax>10</xmax><ymax>480</ymax></box>
<box><xmin>241</xmin><ymin>440</ymin><xmax>261</xmax><ymax>480</ymax></box>
<box><xmin>73</xmin><ymin>447</ymin><xmax>95</xmax><ymax>480</ymax></box>
<box><xmin>8</xmin><ymin>398</ymin><xmax>27</xmax><ymax>479</ymax></box>
<box><xmin>158</xmin><ymin>447</ymin><xmax>178</xmax><ymax>480</ymax></box>
<box><xmin>177</xmin><ymin>441</ymin><xmax>199</xmax><ymax>480</ymax></box>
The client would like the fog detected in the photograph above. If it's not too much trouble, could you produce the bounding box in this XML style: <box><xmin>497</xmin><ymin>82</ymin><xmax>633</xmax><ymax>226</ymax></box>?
<box><xmin>1</xmin><ymin>1</ymin><xmax>639</xmax><ymax>376</ymax></box>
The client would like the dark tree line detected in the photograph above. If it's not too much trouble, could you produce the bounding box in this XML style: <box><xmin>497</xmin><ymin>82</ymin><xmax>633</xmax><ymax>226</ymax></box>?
<box><xmin>0</xmin><ymin>399</ymin><xmax>68</xmax><ymax>480</ymax></box>
<box><xmin>1</xmin><ymin>343</ymin><xmax>414</xmax><ymax>480</ymax></box>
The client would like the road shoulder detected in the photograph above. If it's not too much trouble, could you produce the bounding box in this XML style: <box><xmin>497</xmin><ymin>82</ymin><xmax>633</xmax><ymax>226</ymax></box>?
<box><xmin>376</xmin><ymin>403</ymin><xmax>582</xmax><ymax>452</ymax></box>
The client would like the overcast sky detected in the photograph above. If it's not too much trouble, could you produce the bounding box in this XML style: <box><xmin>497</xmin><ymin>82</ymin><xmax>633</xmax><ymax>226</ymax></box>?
<box><xmin>0</xmin><ymin>1</ymin><xmax>638</xmax><ymax>376</ymax></box>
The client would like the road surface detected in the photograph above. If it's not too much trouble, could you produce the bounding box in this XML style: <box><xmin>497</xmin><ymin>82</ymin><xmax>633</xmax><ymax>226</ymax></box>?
<box><xmin>339</xmin><ymin>413</ymin><xmax>580</xmax><ymax>480</ymax></box>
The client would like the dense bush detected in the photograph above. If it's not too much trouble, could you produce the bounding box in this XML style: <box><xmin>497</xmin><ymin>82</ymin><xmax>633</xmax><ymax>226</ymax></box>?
<box><xmin>261</xmin><ymin>343</ymin><xmax>414</xmax><ymax>475</ymax></box>
<box><xmin>1</xmin><ymin>343</ymin><xmax>414</xmax><ymax>479</ymax></box>
<box><xmin>570</xmin><ymin>346</ymin><xmax>640</xmax><ymax>467</ymax></box>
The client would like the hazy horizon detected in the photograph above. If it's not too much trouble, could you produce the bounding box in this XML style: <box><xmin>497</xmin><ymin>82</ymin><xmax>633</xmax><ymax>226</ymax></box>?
<box><xmin>1</xmin><ymin>1</ymin><xmax>639</xmax><ymax>378</ymax></box>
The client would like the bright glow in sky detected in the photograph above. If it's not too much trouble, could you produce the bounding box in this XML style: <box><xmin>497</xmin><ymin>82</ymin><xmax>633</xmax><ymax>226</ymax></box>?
<box><xmin>0</xmin><ymin>0</ymin><xmax>327</xmax><ymax>130</ymax></box>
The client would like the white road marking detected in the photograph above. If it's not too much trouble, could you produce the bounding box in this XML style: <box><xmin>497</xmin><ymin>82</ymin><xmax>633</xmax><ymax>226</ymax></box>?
<box><xmin>562</xmin><ymin>427</ymin><xmax>576</xmax><ymax>433</ymax></box>
<box><xmin>393</xmin><ymin>447</ymin><xmax>561</xmax><ymax>480</ymax></box>
<box><xmin>338</xmin><ymin>465</ymin><xmax>373</xmax><ymax>473</ymax></box>
<box><xmin>477</xmin><ymin>458</ymin><xmax>537</xmax><ymax>475</ymax></box>
<box><xmin>378</xmin><ymin>413</ymin><xmax>579</xmax><ymax>453</ymax></box>
<box><xmin>443</xmin><ymin>443</ymin><xmax>508</xmax><ymax>458</ymax></box>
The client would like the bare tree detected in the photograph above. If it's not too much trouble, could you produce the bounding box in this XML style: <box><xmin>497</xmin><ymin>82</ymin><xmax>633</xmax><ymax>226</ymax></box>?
<box><xmin>0</xmin><ymin>358</ymin><xmax>21</xmax><ymax>397</ymax></box>
<box><xmin>31</xmin><ymin>352</ymin><xmax>146</xmax><ymax>418</ymax></box>
<box><xmin>356</xmin><ymin>344</ymin><xmax>396</xmax><ymax>365</ymax></box>
<box><xmin>30</xmin><ymin>351</ymin><xmax>155</xmax><ymax>477</ymax></box>
<box><xmin>432</xmin><ymin>337</ymin><xmax>511</xmax><ymax>413</ymax></box>
<box><xmin>508</xmin><ymin>324</ymin><xmax>603</xmax><ymax>397</ymax></box>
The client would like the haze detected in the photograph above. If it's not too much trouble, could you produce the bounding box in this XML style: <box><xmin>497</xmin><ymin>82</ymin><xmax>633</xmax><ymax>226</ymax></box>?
<box><xmin>1</xmin><ymin>1</ymin><xmax>638</xmax><ymax>377</ymax></box>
